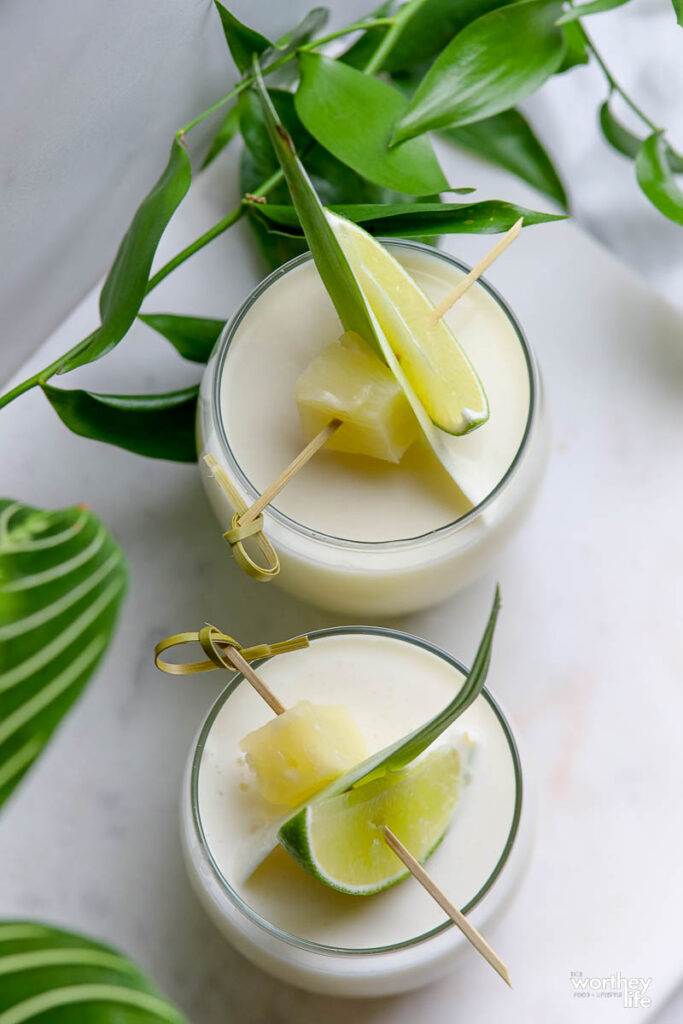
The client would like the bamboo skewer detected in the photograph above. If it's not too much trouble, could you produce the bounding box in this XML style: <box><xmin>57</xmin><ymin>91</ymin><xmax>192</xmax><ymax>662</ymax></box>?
<box><xmin>383</xmin><ymin>826</ymin><xmax>512</xmax><ymax>987</ymax></box>
<box><xmin>239</xmin><ymin>419</ymin><xmax>342</xmax><ymax>526</ymax></box>
<box><xmin>428</xmin><ymin>218</ymin><xmax>523</xmax><ymax>324</ymax></box>
<box><xmin>212</xmin><ymin>635</ymin><xmax>510</xmax><ymax>985</ymax></box>
<box><xmin>222</xmin><ymin>644</ymin><xmax>286</xmax><ymax>716</ymax></box>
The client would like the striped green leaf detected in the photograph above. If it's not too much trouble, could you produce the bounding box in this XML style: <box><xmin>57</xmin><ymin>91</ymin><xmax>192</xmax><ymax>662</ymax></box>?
<box><xmin>0</xmin><ymin>920</ymin><xmax>187</xmax><ymax>1022</ymax></box>
<box><xmin>0</xmin><ymin>500</ymin><xmax>127</xmax><ymax>808</ymax></box>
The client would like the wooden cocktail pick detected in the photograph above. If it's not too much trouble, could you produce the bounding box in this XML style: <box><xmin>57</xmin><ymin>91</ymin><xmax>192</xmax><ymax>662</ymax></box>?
<box><xmin>216</xmin><ymin>223</ymin><xmax>522</xmax><ymax>541</ymax></box>
<box><xmin>238</xmin><ymin>419</ymin><xmax>342</xmax><ymax>527</ymax></box>
<box><xmin>427</xmin><ymin>218</ymin><xmax>523</xmax><ymax>324</ymax></box>
<box><xmin>383</xmin><ymin>826</ymin><xmax>512</xmax><ymax>987</ymax></box>
<box><xmin>201</xmin><ymin>631</ymin><xmax>511</xmax><ymax>986</ymax></box>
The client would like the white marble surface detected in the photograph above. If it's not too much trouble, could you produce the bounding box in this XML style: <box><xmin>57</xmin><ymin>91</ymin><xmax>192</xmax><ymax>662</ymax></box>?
<box><xmin>1</xmin><ymin>136</ymin><xmax>682</xmax><ymax>1022</ymax></box>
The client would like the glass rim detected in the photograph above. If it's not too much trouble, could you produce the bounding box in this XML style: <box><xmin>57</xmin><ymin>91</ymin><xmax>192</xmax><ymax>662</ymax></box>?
<box><xmin>209</xmin><ymin>238</ymin><xmax>540</xmax><ymax>551</ymax></box>
<box><xmin>189</xmin><ymin>624</ymin><xmax>524</xmax><ymax>958</ymax></box>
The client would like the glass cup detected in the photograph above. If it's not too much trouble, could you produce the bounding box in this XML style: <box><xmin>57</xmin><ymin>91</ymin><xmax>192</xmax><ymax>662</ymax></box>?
<box><xmin>180</xmin><ymin>626</ymin><xmax>530</xmax><ymax>998</ymax></box>
<box><xmin>197</xmin><ymin>242</ymin><xmax>546</xmax><ymax>615</ymax></box>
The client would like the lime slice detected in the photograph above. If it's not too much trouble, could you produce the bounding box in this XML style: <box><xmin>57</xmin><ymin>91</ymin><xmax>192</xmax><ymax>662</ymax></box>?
<box><xmin>278</xmin><ymin>744</ymin><xmax>463</xmax><ymax>895</ymax></box>
<box><xmin>327</xmin><ymin>212</ymin><xmax>489</xmax><ymax>436</ymax></box>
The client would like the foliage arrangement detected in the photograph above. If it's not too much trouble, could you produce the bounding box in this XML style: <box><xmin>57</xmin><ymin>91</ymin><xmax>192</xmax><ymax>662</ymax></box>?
<box><xmin>2</xmin><ymin>0</ymin><xmax>680</xmax><ymax>465</ymax></box>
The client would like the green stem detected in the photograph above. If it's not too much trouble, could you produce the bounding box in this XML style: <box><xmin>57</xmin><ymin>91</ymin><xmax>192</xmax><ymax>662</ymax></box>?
<box><xmin>581</xmin><ymin>26</ymin><xmax>660</xmax><ymax>133</ymax></box>
<box><xmin>362</xmin><ymin>0</ymin><xmax>421</xmax><ymax>75</ymax></box>
<box><xmin>179</xmin><ymin>16</ymin><xmax>396</xmax><ymax>136</ymax></box>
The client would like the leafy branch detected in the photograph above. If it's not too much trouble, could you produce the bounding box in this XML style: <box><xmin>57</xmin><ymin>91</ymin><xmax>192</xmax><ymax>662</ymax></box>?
<box><xmin>1</xmin><ymin>0</ymin><xmax>680</xmax><ymax>454</ymax></box>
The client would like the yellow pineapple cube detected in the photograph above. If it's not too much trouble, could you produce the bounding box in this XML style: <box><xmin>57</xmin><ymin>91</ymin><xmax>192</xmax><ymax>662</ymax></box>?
<box><xmin>240</xmin><ymin>700</ymin><xmax>368</xmax><ymax>807</ymax></box>
<box><xmin>295</xmin><ymin>332</ymin><xmax>419</xmax><ymax>463</ymax></box>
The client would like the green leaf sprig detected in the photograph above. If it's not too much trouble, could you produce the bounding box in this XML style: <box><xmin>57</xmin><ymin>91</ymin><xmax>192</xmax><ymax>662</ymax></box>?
<box><xmin>1</xmin><ymin>0</ymin><xmax>680</xmax><ymax>459</ymax></box>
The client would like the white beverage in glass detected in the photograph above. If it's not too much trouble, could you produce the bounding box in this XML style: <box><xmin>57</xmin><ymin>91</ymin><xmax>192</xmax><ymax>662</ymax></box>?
<box><xmin>181</xmin><ymin>628</ymin><xmax>529</xmax><ymax>997</ymax></box>
<box><xmin>197</xmin><ymin>241</ymin><xmax>545</xmax><ymax>615</ymax></box>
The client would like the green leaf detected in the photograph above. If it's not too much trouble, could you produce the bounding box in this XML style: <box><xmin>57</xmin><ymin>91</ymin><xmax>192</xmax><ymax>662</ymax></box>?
<box><xmin>0</xmin><ymin>920</ymin><xmax>187</xmax><ymax>1021</ymax></box>
<box><xmin>393</xmin><ymin>0</ymin><xmax>566</xmax><ymax>142</ymax></box>
<box><xmin>300</xmin><ymin>587</ymin><xmax>500</xmax><ymax>800</ymax></box>
<box><xmin>442</xmin><ymin>108</ymin><xmax>568</xmax><ymax>208</ymax></box>
<box><xmin>381</xmin><ymin>0</ymin><xmax>518</xmax><ymax>73</ymax></box>
<box><xmin>636</xmin><ymin>131</ymin><xmax>683</xmax><ymax>225</ymax></box>
<box><xmin>273</xmin><ymin>7</ymin><xmax>329</xmax><ymax>52</ymax></box>
<box><xmin>295</xmin><ymin>52</ymin><xmax>448</xmax><ymax>195</ymax></box>
<box><xmin>201</xmin><ymin>102</ymin><xmax>241</xmax><ymax>169</ymax></box>
<box><xmin>557</xmin><ymin>0</ymin><xmax>631</xmax><ymax>24</ymax></box>
<box><xmin>139</xmin><ymin>314</ymin><xmax>225</xmax><ymax>363</ymax></box>
<box><xmin>41</xmin><ymin>385</ymin><xmax>198</xmax><ymax>463</ymax></box>
<box><xmin>0</xmin><ymin>501</ymin><xmax>127</xmax><ymax>809</ymax></box>
<box><xmin>599</xmin><ymin>101</ymin><xmax>683</xmax><ymax>172</ymax></box>
<box><xmin>556</xmin><ymin>21</ymin><xmax>589</xmax><ymax>72</ymax></box>
<box><xmin>61</xmin><ymin>139</ymin><xmax>192</xmax><ymax>373</ymax></box>
<box><xmin>214</xmin><ymin>1</ymin><xmax>270</xmax><ymax>72</ymax></box>
<box><xmin>253</xmin><ymin>199</ymin><xmax>565</xmax><ymax>236</ymax></box>
<box><xmin>251</xmin><ymin>61</ymin><xmax>383</xmax><ymax>354</ymax></box>
<box><xmin>674</xmin><ymin>0</ymin><xmax>683</xmax><ymax>27</ymax></box>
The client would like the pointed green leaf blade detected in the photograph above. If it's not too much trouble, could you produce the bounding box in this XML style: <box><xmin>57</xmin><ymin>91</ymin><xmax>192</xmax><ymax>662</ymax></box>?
<box><xmin>139</xmin><ymin>314</ymin><xmax>225</xmax><ymax>363</ymax></box>
<box><xmin>599</xmin><ymin>101</ymin><xmax>683</xmax><ymax>171</ymax></box>
<box><xmin>252</xmin><ymin>199</ymin><xmax>565</xmax><ymax>236</ymax></box>
<box><xmin>442</xmin><ymin>108</ymin><xmax>568</xmax><ymax>209</ymax></box>
<box><xmin>201</xmin><ymin>102</ymin><xmax>241</xmax><ymax>169</ymax></box>
<box><xmin>393</xmin><ymin>0</ymin><xmax>566</xmax><ymax>142</ymax></box>
<box><xmin>295</xmin><ymin>52</ymin><xmax>448</xmax><ymax>194</ymax></box>
<box><xmin>42</xmin><ymin>385</ymin><xmax>198</xmax><ymax>463</ymax></box>
<box><xmin>61</xmin><ymin>139</ymin><xmax>191</xmax><ymax>373</ymax></box>
<box><xmin>557</xmin><ymin>0</ymin><xmax>631</xmax><ymax>24</ymax></box>
<box><xmin>0</xmin><ymin>501</ymin><xmax>127</xmax><ymax>809</ymax></box>
<box><xmin>251</xmin><ymin>60</ymin><xmax>383</xmax><ymax>355</ymax></box>
<box><xmin>0</xmin><ymin>920</ymin><xmax>187</xmax><ymax>1020</ymax></box>
<box><xmin>214</xmin><ymin>1</ymin><xmax>271</xmax><ymax>72</ymax></box>
<box><xmin>674</xmin><ymin>0</ymin><xmax>683</xmax><ymax>27</ymax></box>
<box><xmin>636</xmin><ymin>131</ymin><xmax>683</xmax><ymax>225</ymax></box>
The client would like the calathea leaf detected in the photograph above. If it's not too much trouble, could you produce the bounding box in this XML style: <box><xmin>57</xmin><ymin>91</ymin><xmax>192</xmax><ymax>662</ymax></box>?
<box><xmin>393</xmin><ymin>0</ymin><xmax>566</xmax><ymax>142</ymax></box>
<box><xmin>0</xmin><ymin>920</ymin><xmax>187</xmax><ymax>1021</ymax></box>
<box><xmin>442</xmin><ymin>108</ymin><xmax>568</xmax><ymax>209</ymax></box>
<box><xmin>557</xmin><ymin>0</ymin><xmax>631</xmax><ymax>24</ymax></box>
<box><xmin>61</xmin><ymin>139</ymin><xmax>191</xmax><ymax>373</ymax></box>
<box><xmin>139</xmin><ymin>314</ymin><xmax>225</xmax><ymax>363</ymax></box>
<box><xmin>213</xmin><ymin>1</ymin><xmax>271</xmax><ymax>72</ymax></box>
<box><xmin>252</xmin><ymin>199</ymin><xmax>564</xmax><ymax>236</ymax></box>
<box><xmin>599</xmin><ymin>100</ymin><xmax>683</xmax><ymax>171</ymax></box>
<box><xmin>0</xmin><ymin>500</ymin><xmax>127</xmax><ymax>808</ymax></box>
<box><xmin>42</xmin><ymin>384</ymin><xmax>199</xmax><ymax>463</ymax></box>
<box><xmin>295</xmin><ymin>53</ymin><xmax>448</xmax><ymax>195</ymax></box>
<box><xmin>636</xmin><ymin>131</ymin><xmax>683</xmax><ymax>225</ymax></box>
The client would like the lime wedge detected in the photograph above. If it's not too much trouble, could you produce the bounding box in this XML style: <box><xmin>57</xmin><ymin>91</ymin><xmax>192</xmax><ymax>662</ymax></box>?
<box><xmin>327</xmin><ymin>212</ymin><xmax>489</xmax><ymax>436</ymax></box>
<box><xmin>278</xmin><ymin>743</ymin><xmax>464</xmax><ymax>895</ymax></box>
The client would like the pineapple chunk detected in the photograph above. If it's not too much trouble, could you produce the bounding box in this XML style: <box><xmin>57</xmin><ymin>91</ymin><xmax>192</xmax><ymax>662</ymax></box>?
<box><xmin>240</xmin><ymin>700</ymin><xmax>367</xmax><ymax>808</ymax></box>
<box><xmin>295</xmin><ymin>332</ymin><xmax>419</xmax><ymax>463</ymax></box>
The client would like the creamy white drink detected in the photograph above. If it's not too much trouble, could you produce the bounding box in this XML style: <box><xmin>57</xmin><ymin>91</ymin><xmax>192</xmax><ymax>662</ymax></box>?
<box><xmin>197</xmin><ymin>241</ymin><xmax>545</xmax><ymax>614</ymax></box>
<box><xmin>181</xmin><ymin>629</ymin><xmax>527</xmax><ymax>997</ymax></box>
